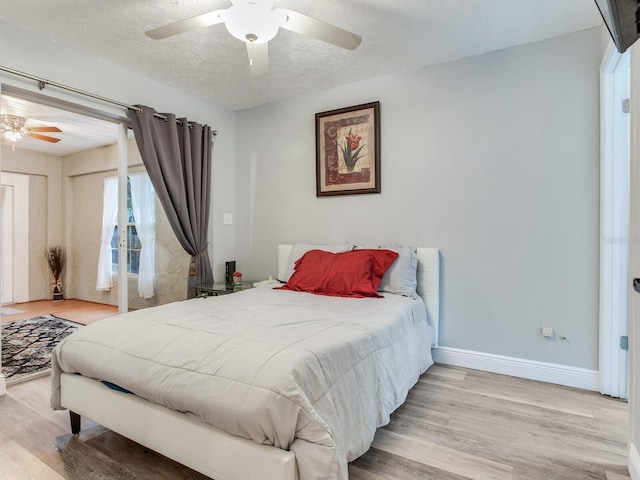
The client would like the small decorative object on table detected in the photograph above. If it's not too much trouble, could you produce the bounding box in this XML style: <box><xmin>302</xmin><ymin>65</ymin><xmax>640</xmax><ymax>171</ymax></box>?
<box><xmin>232</xmin><ymin>271</ymin><xmax>243</xmax><ymax>285</ymax></box>
<box><xmin>45</xmin><ymin>245</ymin><xmax>66</xmax><ymax>301</ymax></box>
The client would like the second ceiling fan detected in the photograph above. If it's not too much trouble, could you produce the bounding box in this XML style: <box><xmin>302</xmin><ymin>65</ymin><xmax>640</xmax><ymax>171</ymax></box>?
<box><xmin>1</xmin><ymin>114</ymin><xmax>61</xmax><ymax>144</ymax></box>
<box><xmin>146</xmin><ymin>0</ymin><xmax>362</xmax><ymax>76</ymax></box>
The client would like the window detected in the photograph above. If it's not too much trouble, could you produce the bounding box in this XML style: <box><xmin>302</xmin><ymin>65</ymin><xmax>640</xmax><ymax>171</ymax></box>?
<box><xmin>111</xmin><ymin>178</ymin><xmax>141</xmax><ymax>274</ymax></box>
<box><xmin>97</xmin><ymin>173</ymin><xmax>156</xmax><ymax>298</ymax></box>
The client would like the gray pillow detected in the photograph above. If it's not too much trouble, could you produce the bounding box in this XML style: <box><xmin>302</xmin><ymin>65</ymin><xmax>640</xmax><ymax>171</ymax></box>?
<box><xmin>377</xmin><ymin>245</ymin><xmax>418</xmax><ymax>297</ymax></box>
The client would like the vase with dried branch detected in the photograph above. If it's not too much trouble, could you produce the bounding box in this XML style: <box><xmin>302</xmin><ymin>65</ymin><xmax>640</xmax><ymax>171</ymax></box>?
<box><xmin>45</xmin><ymin>246</ymin><xmax>66</xmax><ymax>301</ymax></box>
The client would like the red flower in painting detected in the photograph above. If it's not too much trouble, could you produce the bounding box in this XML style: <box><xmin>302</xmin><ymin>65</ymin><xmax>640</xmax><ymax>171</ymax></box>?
<box><xmin>346</xmin><ymin>132</ymin><xmax>361</xmax><ymax>150</ymax></box>
<box><xmin>339</xmin><ymin>129</ymin><xmax>366</xmax><ymax>172</ymax></box>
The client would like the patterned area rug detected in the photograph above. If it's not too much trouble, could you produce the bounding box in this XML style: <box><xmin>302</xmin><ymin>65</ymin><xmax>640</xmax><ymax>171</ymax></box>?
<box><xmin>2</xmin><ymin>314</ymin><xmax>82</xmax><ymax>384</ymax></box>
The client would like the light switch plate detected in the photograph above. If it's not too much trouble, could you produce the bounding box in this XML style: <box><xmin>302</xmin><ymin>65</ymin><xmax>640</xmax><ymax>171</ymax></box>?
<box><xmin>223</xmin><ymin>213</ymin><xmax>233</xmax><ymax>225</ymax></box>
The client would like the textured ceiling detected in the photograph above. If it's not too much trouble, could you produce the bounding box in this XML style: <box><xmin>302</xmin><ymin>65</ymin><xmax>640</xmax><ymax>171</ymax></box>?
<box><xmin>0</xmin><ymin>0</ymin><xmax>603</xmax><ymax>111</ymax></box>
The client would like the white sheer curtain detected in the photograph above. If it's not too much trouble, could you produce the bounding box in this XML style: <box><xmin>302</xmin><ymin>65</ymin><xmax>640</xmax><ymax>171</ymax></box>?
<box><xmin>96</xmin><ymin>176</ymin><xmax>118</xmax><ymax>290</ymax></box>
<box><xmin>129</xmin><ymin>173</ymin><xmax>156</xmax><ymax>298</ymax></box>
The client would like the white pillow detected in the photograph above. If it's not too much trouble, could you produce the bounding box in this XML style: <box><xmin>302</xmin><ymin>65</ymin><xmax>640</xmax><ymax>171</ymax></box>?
<box><xmin>282</xmin><ymin>243</ymin><xmax>352</xmax><ymax>281</ymax></box>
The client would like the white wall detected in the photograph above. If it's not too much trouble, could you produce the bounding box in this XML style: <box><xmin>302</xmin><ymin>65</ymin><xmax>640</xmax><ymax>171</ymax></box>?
<box><xmin>235</xmin><ymin>27</ymin><xmax>605</xmax><ymax>370</ymax></box>
<box><xmin>0</xmin><ymin>20</ymin><xmax>236</xmax><ymax>283</ymax></box>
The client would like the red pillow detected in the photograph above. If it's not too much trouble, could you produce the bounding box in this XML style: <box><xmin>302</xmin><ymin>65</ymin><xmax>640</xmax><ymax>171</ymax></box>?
<box><xmin>277</xmin><ymin>249</ymin><xmax>399</xmax><ymax>298</ymax></box>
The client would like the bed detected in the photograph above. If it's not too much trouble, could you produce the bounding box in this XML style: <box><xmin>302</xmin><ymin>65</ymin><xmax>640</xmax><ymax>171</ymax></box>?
<box><xmin>51</xmin><ymin>244</ymin><xmax>440</xmax><ymax>480</ymax></box>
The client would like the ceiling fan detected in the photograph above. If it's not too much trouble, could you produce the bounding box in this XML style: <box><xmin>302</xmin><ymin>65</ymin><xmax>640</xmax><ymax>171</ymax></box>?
<box><xmin>1</xmin><ymin>114</ymin><xmax>62</xmax><ymax>144</ymax></box>
<box><xmin>146</xmin><ymin>0</ymin><xmax>362</xmax><ymax>76</ymax></box>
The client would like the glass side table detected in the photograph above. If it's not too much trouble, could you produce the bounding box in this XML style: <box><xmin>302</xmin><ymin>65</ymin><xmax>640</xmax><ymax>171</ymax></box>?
<box><xmin>195</xmin><ymin>282</ymin><xmax>254</xmax><ymax>297</ymax></box>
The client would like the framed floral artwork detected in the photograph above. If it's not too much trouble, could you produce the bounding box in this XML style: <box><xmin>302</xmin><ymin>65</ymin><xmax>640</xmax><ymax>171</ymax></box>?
<box><xmin>315</xmin><ymin>101</ymin><xmax>380</xmax><ymax>196</ymax></box>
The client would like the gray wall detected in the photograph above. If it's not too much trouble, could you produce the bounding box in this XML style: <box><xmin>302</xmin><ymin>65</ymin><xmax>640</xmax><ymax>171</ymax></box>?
<box><xmin>234</xmin><ymin>27</ymin><xmax>604</xmax><ymax>370</ymax></box>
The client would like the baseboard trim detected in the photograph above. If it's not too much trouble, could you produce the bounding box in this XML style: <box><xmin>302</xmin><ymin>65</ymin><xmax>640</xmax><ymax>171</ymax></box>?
<box><xmin>0</xmin><ymin>373</ymin><xmax>6</xmax><ymax>396</ymax></box>
<box><xmin>433</xmin><ymin>346</ymin><xmax>599</xmax><ymax>391</ymax></box>
<box><xmin>629</xmin><ymin>443</ymin><xmax>640</xmax><ymax>480</ymax></box>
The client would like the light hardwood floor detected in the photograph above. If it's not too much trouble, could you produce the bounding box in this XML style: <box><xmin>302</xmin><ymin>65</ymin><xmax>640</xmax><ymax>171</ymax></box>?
<box><xmin>0</xmin><ymin>364</ymin><xmax>629</xmax><ymax>479</ymax></box>
<box><xmin>2</xmin><ymin>299</ymin><xmax>118</xmax><ymax>325</ymax></box>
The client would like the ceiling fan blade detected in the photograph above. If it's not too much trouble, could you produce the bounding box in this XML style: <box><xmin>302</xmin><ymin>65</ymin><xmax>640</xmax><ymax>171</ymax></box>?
<box><xmin>28</xmin><ymin>126</ymin><xmax>62</xmax><ymax>133</ymax></box>
<box><xmin>28</xmin><ymin>133</ymin><xmax>61</xmax><ymax>143</ymax></box>
<box><xmin>246</xmin><ymin>41</ymin><xmax>269</xmax><ymax>76</ymax></box>
<box><xmin>145</xmin><ymin>9</ymin><xmax>226</xmax><ymax>39</ymax></box>
<box><xmin>279</xmin><ymin>9</ymin><xmax>361</xmax><ymax>50</ymax></box>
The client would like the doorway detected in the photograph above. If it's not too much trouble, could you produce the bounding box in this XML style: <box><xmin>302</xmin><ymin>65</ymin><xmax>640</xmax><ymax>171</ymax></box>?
<box><xmin>0</xmin><ymin>86</ymin><xmax>129</xmax><ymax>313</ymax></box>
<box><xmin>0</xmin><ymin>173</ymin><xmax>29</xmax><ymax>305</ymax></box>
<box><xmin>1</xmin><ymin>185</ymin><xmax>12</xmax><ymax>304</ymax></box>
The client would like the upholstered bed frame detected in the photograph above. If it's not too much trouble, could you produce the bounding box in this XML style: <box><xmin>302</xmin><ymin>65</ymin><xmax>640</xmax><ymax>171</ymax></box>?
<box><xmin>59</xmin><ymin>245</ymin><xmax>440</xmax><ymax>480</ymax></box>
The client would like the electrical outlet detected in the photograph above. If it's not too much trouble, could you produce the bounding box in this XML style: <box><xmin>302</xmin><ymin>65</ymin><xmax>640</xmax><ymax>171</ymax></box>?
<box><xmin>542</xmin><ymin>327</ymin><xmax>554</xmax><ymax>338</ymax></box>
<box><xmin>223</xmin><ymin>213</ymin><xmax>233</xmax><ymax>225</ymax></box>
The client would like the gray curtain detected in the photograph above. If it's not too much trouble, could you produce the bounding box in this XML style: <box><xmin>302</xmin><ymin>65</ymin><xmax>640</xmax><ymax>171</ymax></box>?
<box><xmin>127</xmin><ymin>105</ymin><xmax>213</xmax><ymax>299</ymax></box>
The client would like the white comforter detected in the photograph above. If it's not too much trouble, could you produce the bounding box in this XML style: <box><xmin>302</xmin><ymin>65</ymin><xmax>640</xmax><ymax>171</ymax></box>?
<box><xmin>51</xmin><ymin>288</ymin><xmax>433</xmax><ymax>480</ymax></box>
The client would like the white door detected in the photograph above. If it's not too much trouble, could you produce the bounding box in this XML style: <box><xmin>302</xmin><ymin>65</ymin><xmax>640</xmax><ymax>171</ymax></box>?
<box><xmin>0</xmin><ymin>185</ymin><xmax>13</xmax><ymax>304</ymax></box>
<box><xmin>0</xmin><ymin>173</ymin><xmax>29</xmax><ymax>304</ymax></box>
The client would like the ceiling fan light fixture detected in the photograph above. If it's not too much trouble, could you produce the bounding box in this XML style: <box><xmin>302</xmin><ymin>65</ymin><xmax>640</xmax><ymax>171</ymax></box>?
<box><xmin>146</xmin><ymin>1</ymin><xmax>362</xmax><ymax>76</ymax></box>
<box><xmin>4</xmin><ymin>130</ymin><xmax>21</xmax><ymax>142</ymax></box>
<box><xmin>224</xmin><ymin>1</ymin><xmax>285</xmax><ymax>43</ymax></box>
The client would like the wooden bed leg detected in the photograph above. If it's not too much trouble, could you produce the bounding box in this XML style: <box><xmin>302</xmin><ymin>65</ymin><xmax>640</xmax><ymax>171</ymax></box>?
<box><xmin>70</xmin><ymin>411</ymin><xmax>81</xmax><ymax>434</ymax></box>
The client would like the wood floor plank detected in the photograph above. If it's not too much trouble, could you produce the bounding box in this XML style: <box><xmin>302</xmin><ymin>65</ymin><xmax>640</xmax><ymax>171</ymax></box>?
<box><xmin>391</xmin><ymin>399</ymin><xmax>452</xmax><ymax>427</ymax></box>
<box><xmin>85</xmin><ymin>430</ymin><xmax>210</xmax><ymax>480</ymax></box>
<box><xmin>0</xmin><ymin>424</ymin><xmax>12</xmax><ymax>446</ymax></box>
<box><xmin>350</xmin><ymin>446</ymin><xmax>472</xmax><ymax>480</ymax></box>
<box><xmin>428</xmin><ymin>369</ymin><xmax>595</xmax><ymax>418</ymax></box>
<box><xmin>0</xmin><ymin>440</ymin><xmax>65</xmax><ymax>480</ymax></box>
<box><xmin>55</xmin><ymin>434</ymin><xmax>142</xmax><ymax>480</ymax></box>
<box><xmin>445</xmin><ymin>413</ymin><xmax>626</xmax><ymax>475</ymax></box>
<box><xmin>425</xmin><ymin>363</ymin><xmax>468</xmax><ymax>381</ymax></box>
<box><xmin>0</xmin><ymin>393</ymin><xmax>73</xmax><ymax>474</ymax></box>
<box><xmin>539</xmin><ymin>408</ymin><xmax>627</xmax><ymax>447</ymax></box>
<box><xmin>7</xmin><ymin>378</ymin><xmax>71</xmax><ymax>431</ymax></box>
<box><xmin>606</xmin><ymin>471</ymin><xmax>631</xmax><ymax>479</ymax></box>
<box><xmin>348</xmin><ymin>464</ymin><xmax>389</xmax><ymax>480</ymax></box>
<box><xmin>408</xmin><ymin>379</ymin><xmax>544</xmax><ymax>420</ymax></box>
<box><xmin>372</xmin><ymin>428</ymin><xmax>514</xmax><ymax>480</ymax></box>
<box><xmin>2</xmin><ymin>299</ymin><xmax>118</xmax><ymax>324</ymax></box>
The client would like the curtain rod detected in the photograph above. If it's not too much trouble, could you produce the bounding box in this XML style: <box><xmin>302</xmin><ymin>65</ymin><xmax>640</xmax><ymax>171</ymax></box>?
<box><xmin>0</xmin><ymin>65</ymin><xmax>218</xmax><ymax>136</ymax></box>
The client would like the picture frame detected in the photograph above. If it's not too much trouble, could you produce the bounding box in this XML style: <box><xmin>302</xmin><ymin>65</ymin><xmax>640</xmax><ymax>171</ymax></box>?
<box><xmin>315</xmin><ymin>101</ymin><xmax>380</xmax><ymax>196</ymax></box>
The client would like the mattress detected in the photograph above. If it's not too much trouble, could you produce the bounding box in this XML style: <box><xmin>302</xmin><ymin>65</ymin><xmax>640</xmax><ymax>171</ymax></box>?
<box><xmin>51</xmin><ymin>287</ymin><xmax>433</xmax><ymax>480</ymax></box>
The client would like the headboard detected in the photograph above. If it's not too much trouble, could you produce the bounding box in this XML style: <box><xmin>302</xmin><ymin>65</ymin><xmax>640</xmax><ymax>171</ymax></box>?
<box><xmin>277</xmin><ymin>245</ymin><xmax>440</xmax><ymax>347</ymax></box>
